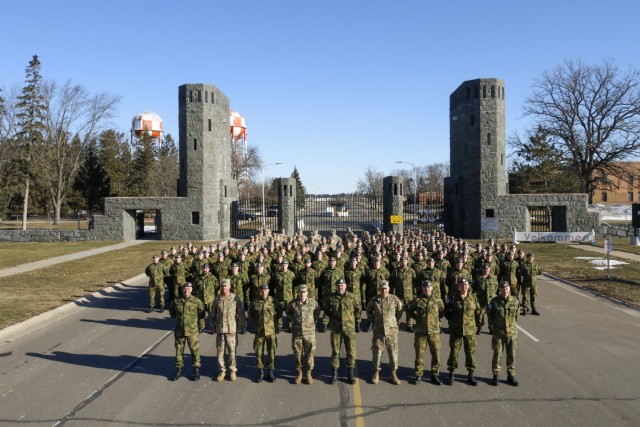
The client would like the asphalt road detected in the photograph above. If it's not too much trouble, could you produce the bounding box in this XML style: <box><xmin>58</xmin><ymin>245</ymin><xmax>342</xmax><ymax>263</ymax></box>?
<box><xmin>0</xmin><ymin>274</ymin><xmax>639</xmax><ymax>427</ymax></box>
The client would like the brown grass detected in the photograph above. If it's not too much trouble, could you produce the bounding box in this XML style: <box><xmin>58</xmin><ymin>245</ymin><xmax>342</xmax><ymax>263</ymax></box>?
<box><xmin>0</xmin><ymin>220</ymin><xmax>91</xmax><ymax>230</ymax></box>
<box><xmin>0</xmin><ymin>241</ymin><xmax>116</xmax><ymax>269</ymax></box>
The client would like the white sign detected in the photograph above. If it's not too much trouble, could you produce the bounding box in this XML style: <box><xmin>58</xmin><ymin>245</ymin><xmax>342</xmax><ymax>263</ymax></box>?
<box><xmin>481</xmin><ymin>217</ymin><xmax>500</xmax><ymax>231</ymax></box>
<box><xmin>604</xmin><ymin>238</ymin><xmax>613</xmax><ymax>253</ymax></box>
<box><xmin>514</xmin><ymin>231</ymin><xmax>596</xmax><ymax>242</ymax></box>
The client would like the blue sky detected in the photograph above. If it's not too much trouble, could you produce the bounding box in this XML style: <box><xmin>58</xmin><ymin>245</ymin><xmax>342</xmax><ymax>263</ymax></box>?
<box><xmin>2</xmin><ymin>0</ymin><xmax>638</xmax><ymax>194</ymax></box>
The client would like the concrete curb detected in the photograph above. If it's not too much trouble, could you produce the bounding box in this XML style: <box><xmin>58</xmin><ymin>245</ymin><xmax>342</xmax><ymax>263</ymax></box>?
<box><xmin>0</xmin><ymin>274</ymin><xmax>146</xmax><ymax>346</ymax></box>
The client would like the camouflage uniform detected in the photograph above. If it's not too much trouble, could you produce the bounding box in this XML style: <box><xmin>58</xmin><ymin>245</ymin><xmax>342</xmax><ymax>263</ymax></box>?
<box><xmin>169</xmin><ymin>261</ymin><xmax>187</xmax><ymax>299</ymax></box>
<box><xmin>325</xmin><ymin>290</ymin><xmax>361</xmax><ymax>368</ymax></box>
<box><xmin>445</xmin><ymin>292</ymin><xmax>480</xmax><ymax>373</ymax></box>
<box><xmin>211</xmin><ymin>292</ymin><xmax>246</xmax><ymax>375</ymax></box>
<box><xmin>406</xmin><ymin>293</ymin><xmax>445</xmax><ymax>377</ymax></box>
<box><xmin>195</xmin><ymin>272</ymin><xmax>218</xmax><ymax>330</ymax></box>
<box><xmin>366</xmin><ymin>293</ymin><xmax>403</xmax><ymax>373</ymax></box>
<box><xmin>296</xmin><ymin>266</ymin><xmax>318</xmax><ymax>300</ymax></box>
<box><xmin>499</xmin><ymin>258</ymin><xmax>520</xmax><ymax>296</ymax></box>
<box><xmin>344</xmin><ymin>264</ymin><xmax>365</xmax><ymax>323</ymax></box>
<box><xmin>518</xmin><ymin>259</ymin><xmax>542</xmax><ymax>312</ymax></box>
<box><xmin>228</xmin><ymin>272</ymin><xmax>249</xmax><ymax>307</ymax></box>
<box><xmin>418</xmin><ymin>266</ymin><xmax>445</xmax><ymax>299</ymax></box>
<box><xmin>390</xmin><ymin>265</ymin><xmax>417</xmax><ymax>329</ymax></box>
<box><xmin>249</xmin><ymin>271</ymin><xmax>271</xmax><ymax>303</ymax></box>
<box><xmin>286</xmin><ymin>296</ymin><xmax>321</xmax><ymax>371</ymax></box>
<box><xmin>363</xmin><ymin>266</ymin><xmax>390</xmax><ymax>302</ymax></box>
<box><xmin>170</xmin><ymin>293</ymin><xmax>204</xmax><ymax>368</ymax></box>
<box><xmin>473</xmin><ymin>272</ymin><xmax>499</xmax><ymax>331</ymax></box>
<box><xmin>318</xmin><ymin>265</ymin><xmax>345</xmax><ymax>327</ymax></box>
<box><xmin>272</xmin><ymin>268</ymin><xmax>296</xmax><ymax>329</ymax></box>
<box><xmin>488</xmin><ymin>293</ymin><xmax>520</xmax><ymax>376</ymax></box>
<box><xmin>446</xmin><ymin>267</ymin><xmax>473</xmax><ymax>299</ymax></box>
<box><xmin>145</xmin><ymin>260</ymin><xmax>165</xmax><ymax>310</ymax></box>
<box><xmin>248</xmin><ymin>294</ymin><xmax>281</xmax><ymax>369</ymax></box>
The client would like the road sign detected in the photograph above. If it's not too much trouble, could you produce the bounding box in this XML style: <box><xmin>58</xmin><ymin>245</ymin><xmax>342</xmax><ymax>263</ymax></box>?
<box><xmin>390</xmin><ymin>215</ymin><xmax>403</xmax><ymax>224</ymax></box>
<box><xmin>604</xmin><ymin>238</ymin><xmax>613</xmax><ymax>253</ymax></box>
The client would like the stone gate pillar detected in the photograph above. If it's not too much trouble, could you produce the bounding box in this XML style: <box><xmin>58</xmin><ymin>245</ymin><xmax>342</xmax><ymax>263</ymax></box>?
<box><xmin>277</xmin><ymin>177</ymin><xmax>296</xmax><ymax>235</ymax></box>
<box><xmin>383</xmin><ymin>176</ymin><xmax>404</xmax><ymax>234</ymax></box>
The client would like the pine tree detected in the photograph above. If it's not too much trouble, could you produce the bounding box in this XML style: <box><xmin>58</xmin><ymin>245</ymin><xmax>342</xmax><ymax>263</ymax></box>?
<box><xmin>74</xmin><ymin>143</ymin><xmax>110</xmax><ymax>214</ymax></box>
<box><xmin>15</xmin><ymin>55</ymin><xmax>46</xmax><ymax>230</ymax></box>
<box><xmin>97</xmin><ymin>129</ymin><xmax>130</xmax><ymax>196</ymax></box>
<box><xmin>155</xmin><ymin>133</ymin><xmax>179</xmax><ymax>196</ymax></box>
<box><xmin>291</xmin><ymin>166</ymin><xmax>306</xmax><ymax>209</ymax></box>
<box><xmin>131</xmin><ymin>134</ymin><xmax>155</xmax><ymax>196</ymax></box>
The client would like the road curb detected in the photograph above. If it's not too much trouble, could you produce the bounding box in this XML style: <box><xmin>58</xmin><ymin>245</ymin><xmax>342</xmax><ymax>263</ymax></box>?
<box><xmin>0</xmin><ymin>274</ymin><xmax>146</xmax><ymax>346</ymax></box>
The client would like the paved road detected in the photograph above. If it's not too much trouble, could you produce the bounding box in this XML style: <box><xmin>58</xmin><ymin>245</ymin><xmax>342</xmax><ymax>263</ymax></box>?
<box><xmin>0</xmin><ymin>273</ymin><xmax>638</xmax><ymax>426</ymax></box>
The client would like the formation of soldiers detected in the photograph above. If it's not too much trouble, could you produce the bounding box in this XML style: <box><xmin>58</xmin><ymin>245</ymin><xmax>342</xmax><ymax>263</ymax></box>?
<box><xmin>145</xmin><ymin>227</ymin><xmax>542</xmax><ymax>386</ymax></box>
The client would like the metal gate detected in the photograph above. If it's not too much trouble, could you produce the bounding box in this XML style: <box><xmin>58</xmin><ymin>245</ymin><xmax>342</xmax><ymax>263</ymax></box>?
<box><xmin>297</xmin><ymin>194</ymin><xmax>383</xmax><ymax>236</ymax></box>
<box><xmin>231</xmin><ymin>196</ymin><xmax>279</xmax><ymax>238</ymax></box>
<box><xmin>529</xmin><ymin>206</ymin><xmax>552</xmax><ymax>232</ymax></box>
<box><xmin>401</xmin><ymin>195</ymin><xmax>446</xmax><ymax>234</ymax></box>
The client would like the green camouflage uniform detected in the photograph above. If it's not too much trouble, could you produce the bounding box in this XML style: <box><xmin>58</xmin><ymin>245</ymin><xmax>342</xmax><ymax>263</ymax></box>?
<box><xmin>170</xmin><ymin>295</ymin><xmax>204</xmax><ymax>368</ymax></box>
<box><xmin>319</xmin><ymin>266</ymin><xmax>345</xmax><ymax>327</ymax></box>
<box><xmin>473</xmin><ymin>273</ymin><xmax>499</xmax><ymax>329</ymax></box>
<box><xmin>390</xmin><ymin>266</ymin><xmax>417</xmax><ymax>328</ymax></box>
<box><xmin>145</xmin><ymin>261</ymin><xmax>165</xmax><ymax>309</ymax></box>
<box><xmin>325</xmin><ymin>291</ymin><xmax>361</xmax><ymax>368</ymax></box>
<box><xmin>286</xmin><ymin>297</ymin><xmax>321</xmax><ymax>370</ymax></box>
<box><xmin>228</xmin><ymin>272</ymin><xmax>249</xmax><ymax>306</ymax></box>
<box><xmin>445</xmin><ymin>292</ymin><xmax>480</xmax><ymax>372</ymax></box>
<box><xmin>488</xmin><ymin>294</ymin><xmax>520</xmax><ymax>376</ymax></box>
<box><xmin>344</xmin><ymin>266</ymin><xmax>365</xmax><ymax>322</ymax></box>
<box><xmin>211</xmin><ymin>293</ymin><xmax>246</xmax><ymax>374</ymax></box>
<box><xmin>169</xmin><ymin>262</ymin><xmax>187</xmax><ymax>299</ymax></box>
<box><xmin>211</xmin><ymin>260</ymin><xmax>229</xmax><ymax>282</ymax></box>
<box><xmin>366</xmin><ymin>294</ymin><xmax>403</xmax><ymax>372</ymax></box>
<box><xmin>445</xmin><ymin>267</ymin><xmax>472</xmax><ymax>299</ymax></box>
<box><xmin>500</xmin><ymin>259</ymin><xmax>520</xmax><ymax>296</ymax></box>
<box><xmin>296</xmin><ymin>267</ymin><xmax>318</xmax><ymax>300</ymax></box>
<box><xmin>195</xmin><ymin>272</ymin><xmax>218</xmax><ymax>330</ymax></box>
<box><xmin>418</xmin><ymin>267</ymin><xmax>445</xmax><ymax>299</ymax></box>
<box><xmin>363</xmin><ymin>267</ymin><xmax>390</xmax><ymax>302</ymax></box>
<box><xmin>406</xmin><ymin>293</ymin><xmax>445</xmax><ymax>376</ymax></box>
<box><xmin>248</xmin><ymin>295</ymin><xmax>282</xmax><ymax>369</ymax></box>
<box><xmin>273</xmin><ymin>269</ymin><xmax>296</xmax><ymax>329</ymax></box>
<box><xmin>249</xmin><ymin>271</ymin><xmax>271</xmax><ymax>304</ymax></box>
<box><xmin>518</xmin><ymin>261</ymin><xmax>542</xmax><ymax>311</ymax></box>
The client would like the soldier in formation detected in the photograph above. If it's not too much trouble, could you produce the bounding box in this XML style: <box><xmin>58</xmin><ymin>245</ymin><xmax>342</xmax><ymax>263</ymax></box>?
<box><xmin>211</xmin><ymin>279</ymin><xmax>245</xmax><ymax>381</ymax></box>
<box><xmin>285</xmin><ymin>284</ymin><xmax>321</xmax><ymax>384</ymax></box>
<box><xmin>248</xmin><ymin>283</ymin><xmax>281</xmax><ymax>383</ymax></box>
<box><xmin>169</xmin><ymin>282</ymin><xmax>204</xmax><ymax>381</ymax></box>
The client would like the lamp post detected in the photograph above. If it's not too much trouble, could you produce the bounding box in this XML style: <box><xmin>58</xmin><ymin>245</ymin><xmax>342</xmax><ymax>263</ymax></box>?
<box><xmin>261</xmin><ymin>162</ymin><xmax>282</xmax><ymax>230</ymax></box>
<box><xmin>396</xmin><ymin>161</ymin><xmax>417</xmax><ymax>225</ymax></box>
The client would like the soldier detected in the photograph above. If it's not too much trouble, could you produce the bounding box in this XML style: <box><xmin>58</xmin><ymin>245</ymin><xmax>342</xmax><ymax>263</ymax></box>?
<box><xmin>249</xmin><ymin>263</ymin><xmax>271</xmax><ymax>305</ymax></box>
<box><xmin>446</xmin><ymin>258</ymin><xmax>473</xmax><ymax>299</ymax></box>
<box><xmin>194</xmin><ymin>263</ymin><xmax>218</xmax><ymax>332</ymax></box>
<box><xmin>325</xmin><ymin>278</ymin><xmax>361</xmax><ymax>384</ymax></box>
<box><xmin>406</xmin><ymin>280</ymin><xmax>445</xmax><ymax>385</ymax></box>
<box><xmin>248</xmin><ymin>283</ymin><xmax>281</xmax><ymax>383</ymax></box>
<box><xmin>296</xmin><ymin>257</ymin><xmax>318</xmax><ymax>301</ymax></box>
<box><xmin>318</xmin><ymin>256</ymin><xmax>345</xmax><ymax>332</ymax></box>
<box><xmin>499</xmin><ymin>250</ymin><xmax>520</xmax><ymax>296</ymax></box>
<box><xmin>444</xmin><ymin>277</ymin><xmax>480</xmax><ymax>386</ymax></box>
<box><xmin>169</xmin><ymin>282</ymin><xmax>204</xmax><ymax>381</ymax></box>
<box><xmin>390</xmin><ymin>257</ymin><xmax>417</xmax><ymax>332</ymax></box>
<box><xmin>344</xmin><ymin>256</ymin><xmax>365</xmax><ymax>332</ymax></box>
<box><xmin>473</xmin><ymin>263</ymin><xmax>499</xmax><ymax>334</ymax></box>
<box><xmin>366</xmin><ymin>280</ymin><xmax>403</xmax><ymax>385</ymax></box>
<box><xmin>211</xmin><ymin>252</ymin><xmax>229</xmax><ymax>282</ymax></box>
<box><xmin>145</xmin><ymin>254</ymin><xmax>165</xmax><ymax>313</ymax></box>
<box><xmin>418</xmin><ymin>257</ymin><xmax>445</xmax><ymax>299</ymax></box>
<box><xmin>286</xmin><ymin>285</ymin><xmax>321</xmax><ymax>384</ymax></box>
<box><xmin>363</xmin><ymin>256</ymin><xmax>390</xmax><ymax>325</ymax></box>
<box><xmin>488</xmin><ymin>281</ymin><xmax>520</xmax><ymax>386</ymax></box>
<box><xmin>518</xmin><ymin>252</ymin><xmax>542</xmax><ymax>315</ymax></box>
<box><xmin>228</xmin><ymin>262</ymin><xmax>249</xmax><ymax>310</ymax></box>
<box><xmin>211</xmin><ymin>279</ymin><xmax>246</xmax><ymax>381</ymax></box>
<box><xmin>169</xmin><ymin>254</ymin><xmax>187</xmax><ymax>300</ymax></box>
<box><xmin>272</xmin><ymin>260</ymin><xmax>296</xmax><ymax>331</ymax></box>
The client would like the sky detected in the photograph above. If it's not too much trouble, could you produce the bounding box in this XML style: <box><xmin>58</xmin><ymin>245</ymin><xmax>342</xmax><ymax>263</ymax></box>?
<box><xmin>2</xmin><ymin>0</ymin><xmax>639</xmax><ymax>194</ymax></box>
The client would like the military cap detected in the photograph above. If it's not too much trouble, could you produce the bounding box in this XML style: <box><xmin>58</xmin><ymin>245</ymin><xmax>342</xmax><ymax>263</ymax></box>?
<box><xmin>153</xmin><ymin>254</ymin><xmax>159</xmax><ymax>259</ymax></box>
<box><xmin>202</xmin><ymin>263</ymin><xmax>210</xmax><ymax>269</ymax></box>
<box><xmin>281</xmin><ymin>260</ymin><xmax>289</xmax><ymax>265</ymax></box>
<box><xmin>182</xmin><ymin>282</ymin><xmax>193</xmax><ymax>288</ymax></box>
<box><xmin>220</xmin><ymin>278</ymin><xmax>231</xmax><ymax>287</ymax></box>
<box><xmin>231</xmin><ymin>263</ymin><xmax>239</xmax><ymax>268</ymax></box>
<box><xmin>526</xmin><ymin>252</ymin><xmax>534</xmax><ymax>257</ymax></box>
<box><xmin>457</xmin><ymin>277</ymin><xmax>469</xmax><ymax>284</ymax></box>
<box><xmin>256</xmin><ymin>262</ymin><xmax>264</xmax><ymax>267</ymax></box>
<box><xmin>426</xmin><ymin>257</ymin><xmax>435</xmax><ymax>262</ymax></box>
<box><xmin>161</xmin><ymin>250</ymin><xmax>167</xmax><ymax>255</ymax></box>
<box><xmin>421</xmin><ymin>280</ymin><xmax>433</xmax><ymax>288</ymax></box>
<box><xmin>259</xmin><ymin>283</ymin><xmax>269</xmax><ymax>290</ymax></box>
<box><xmin>335</xmin><ymin>278</ymin><xmax>347</xmax><ymax>286</ymax></box>
<box><xmin>298</xmin><ymin>284</ymin><xmax>308</xmax><ymax>292</ymax></box>
<box><xmin>482</xmin><ymin>263</ymin><xmax>491</xmax><ymax>269</ymax></box>
<box><xmin>175</xmin><ymin>254</ymin><xmax>182</xmax><ymax>259</ymax></box>
<box><xmin>303</xmin><ymin>257</ymin><xmax>312</xmax><ymax>263</ymax></box>
<box><xmin>499</xmin><ymin>281</ymin><xmax>510</xmax><ymax>289</ymax></box>
<box><xmin>328</xmin><ymin>256</ymin><xmax>336</xmax><ymax>261</ymax></box>
<box><xmin>170</xmin><ymin>246</ymin><xmax>176</xmax><ymax>250</ymax></box>
<box><xmin>455</xmin><ymin>257</ymin><xmax>463</xmax><ymax>263</ymax></box>
<box><xmin>379</xmin><ymin>280</ymin><xmax>390</xmax><ymax>289</ymax></box>
<box><xmin>217</xmin><ymin>252</ymin><xmax>224</xmax><ymax>258</ymax></box>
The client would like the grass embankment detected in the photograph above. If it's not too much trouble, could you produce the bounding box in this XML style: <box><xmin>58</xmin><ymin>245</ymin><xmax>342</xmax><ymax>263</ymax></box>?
<box><xmin>0</xmin><ymin>241</ymin><xmax>115</xmax><ymax>269</ymax></box>
<box><xmin>0</xmin><ymin>240</ymin><xmax>209</xmax><ymax>330</ymax></box>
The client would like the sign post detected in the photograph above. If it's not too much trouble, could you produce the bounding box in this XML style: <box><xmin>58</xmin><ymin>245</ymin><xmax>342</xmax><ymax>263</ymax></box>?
<box><xmin>604</xmin><ymin>238</ymin><xmax>613</xmax><ymax>280</ymax></box>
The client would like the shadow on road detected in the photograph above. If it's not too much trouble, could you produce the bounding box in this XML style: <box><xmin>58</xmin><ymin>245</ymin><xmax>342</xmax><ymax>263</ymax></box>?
<box><xmin>80</xmin><ymin>316</ymin><xmax>173</xmax><ymax>331</ymax></box>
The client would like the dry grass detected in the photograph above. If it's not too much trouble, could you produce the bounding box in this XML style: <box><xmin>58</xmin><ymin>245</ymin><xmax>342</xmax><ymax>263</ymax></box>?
<box><xmin>0</xmin><ymin>220</ymin><xmax>91</xmax><ymax>230</ymax></box>
<box><xmin>0</xmin><ymin>241</ymin><xmax>116</xmax><ymax>269</ymax></box>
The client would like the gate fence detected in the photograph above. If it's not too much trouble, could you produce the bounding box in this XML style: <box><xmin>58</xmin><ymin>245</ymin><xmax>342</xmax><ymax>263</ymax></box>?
<box><xmin>529</xmin><ymin>206</ymin><xmax>552</xmax><ymax>232</ymax></box>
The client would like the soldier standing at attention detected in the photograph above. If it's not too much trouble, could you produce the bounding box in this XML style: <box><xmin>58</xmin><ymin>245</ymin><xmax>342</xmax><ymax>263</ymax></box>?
<box><xmin>211</xmin><ymin>279</ymin><xmax>246</xmax><ymax>382</ymax></box>
<box><xmin>145</xmin><ymin>254</ymin><xmax>165</xmax><ymax>313</ymax></box>
<box><xmin>318</xmin><ymin>256</ymin><xmax>344</xmax><ymax>332</ymax></box>
<box><xmin>488</xmin><ymin>281</ymin><xmax>520</xmax><ymax>386</ymax></box>
<box><xmin>296</xmin><ymin>257</ymin><xmax>318</xmax><ymax>300</ymax></box>
<box><xmin>248</xmin><ymin>283</ymin><xmax>281</xmax><ymax>383</ymax></box>
<box><xmin>406</xmin><ymin>280</ymin><xmax>445</xmax><ymax>385</ymax></box>
<box><xmin>473</xmin><ymin>263</ymin><xmax>499</xmax><ymax>334</ymax></box>
<box><xmin>366</xmin><ymin>280</ymin><xmax>403</xmax><ymax>385</ymax></box>
<box><xmin>169</xmin><ymin>282</ymin><xmax>204</xmax><ymax>381</ymax></box>
<box><xmin>326</xmin><ymin>278</ymin><xmax>361</xmax><ymax>385</ymax></box>
<box><xmin>518</xmin><ymin>252</ymin><xmax>542</xmax><ymax>315</ymax></box>
<box><xmin>390</xmin><ymin>257</ymin><xmax>417</xmax><ymax>332</ymax></box>
<box><xmin>285</xmin><ymin>284</ymin><xmax>321</xmax><ymax>384</ymax></box>
<box><xmin>344</xmin><ymin>256</ymin><xmax>365</xmax><ymax>332</ymax></box>
<box><xmin>194</xmin><ymin>263</ymin><xmax>218</xmax><ymax>333</ymax></box>
<box><xmin>444</xmin><ymin>277</ymin><xmax>480</xmax><ymax>386</ymax></box>
<box><xmin>273</xmin><ymin>260</ymin><xmax>296</xmax><ymax>332</ymax></box>
<box><xmin>499</xmin><ymin>250</ymin><xmax>520</xmax><ymax>297</ymax></box>
<box><xmin>228</xmin><ymin>262</ymin><xmax>249</xmax><ymax>312</ymax></box>
<box><xmin>169</xmin><ymin>254</ymin><xmax>187</xmax><ymax>300</ymax></box>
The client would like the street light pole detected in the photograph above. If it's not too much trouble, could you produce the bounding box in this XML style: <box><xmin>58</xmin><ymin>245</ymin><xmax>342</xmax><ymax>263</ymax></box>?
<box><xmin>261</xmin><ymin>162</ymin><xmax>282</xmax><ymax>230</ymax></box>
<box><xmin>396</xmin><ymin>161</ymin><xmax>417</xmax><ymax>225</ymax></box>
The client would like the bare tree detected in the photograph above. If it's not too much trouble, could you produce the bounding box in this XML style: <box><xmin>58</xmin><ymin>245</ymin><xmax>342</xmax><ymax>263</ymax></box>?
<box><xmin>356</xmin><ymin>167</ymin><xmax>384</xmax><ymax>197</ymax></box>
<box><xmin>523</xmin><ymin>59</ymin><xmax>640</xmax><ymax>203</ymax></box>
<box><xmin>38</xmin><ymin>80</ymin><xmax>121</xmax><ymax>222</ymax></box>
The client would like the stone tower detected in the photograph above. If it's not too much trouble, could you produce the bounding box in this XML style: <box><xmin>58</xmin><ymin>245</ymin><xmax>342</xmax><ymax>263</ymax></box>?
<box><xmin>178</xmin><ymin>83</ymin><xmax>236</xmax><ymax>240</ymax></box>
<box><xmin>444</xmin><ymin>78</ymin><xmax>507</xmax><ymax>239</ymax></box>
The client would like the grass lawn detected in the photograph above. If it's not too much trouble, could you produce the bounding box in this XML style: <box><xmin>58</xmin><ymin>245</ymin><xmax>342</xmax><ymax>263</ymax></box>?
<box><xmin>0</xmin><ymin>220</ymin><xmax>91</xmax><ymax>230</ymax></box>
<box><xmin>0</xmin><ymin>241</ymin><xmax>117</xmax><ymax>269</ymax></box>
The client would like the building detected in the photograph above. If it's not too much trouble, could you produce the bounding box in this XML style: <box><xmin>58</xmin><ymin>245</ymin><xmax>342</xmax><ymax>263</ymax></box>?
<box><xmin>593</xmin><ymin>162</ymin><xmax>640</xmax><ymax>205</ymax></box>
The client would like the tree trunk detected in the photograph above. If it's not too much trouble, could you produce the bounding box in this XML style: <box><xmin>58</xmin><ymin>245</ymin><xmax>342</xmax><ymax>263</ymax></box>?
<box><xmin>21</xmin><ymin>176</ymin><xmax>29</xmax><ymax>230</ymax></box>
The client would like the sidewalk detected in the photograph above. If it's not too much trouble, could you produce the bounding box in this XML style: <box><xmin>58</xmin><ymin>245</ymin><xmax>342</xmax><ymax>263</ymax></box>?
<box><xmin>0</xmin><ymin>239</ymin><xmax>152</xmax><ymax>278</ymax></box>
<box><xmin>561</xmin><ymin>241</ymin><xmax>640</xmax><ymax>262</ymax></box>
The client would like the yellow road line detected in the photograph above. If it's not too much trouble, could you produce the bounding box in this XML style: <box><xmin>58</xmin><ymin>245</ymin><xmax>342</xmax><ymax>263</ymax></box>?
<box><xmin>353</xmin><ymin>345</ymin><xmax>365</xmax><ymax>427</ymax></box>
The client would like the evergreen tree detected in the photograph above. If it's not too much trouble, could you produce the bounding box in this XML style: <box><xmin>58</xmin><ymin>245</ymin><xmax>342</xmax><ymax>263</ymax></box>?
<box><xmin>155</xmin><ymin>133</ymin><xmax>179</xmax><ymax>196</ymax></box>
<box><xmin>291</xmin><ymin>166</ymin><xmax>306</xmax><ymax>209</ymax></box>
<box><xmin>15</xmin><ymin>55</ymin><xmax>46</xmax><ymax>230</ymax></box>
<box><xmin>131</xmin><ymin>134</ymin><xmax>155</xmax><ymax>196</ymax></box>
<box><xmin>97</xmin><ymin>129</ymin><xmax>131</xmax><ymax>196</ymax></box>
<box><xmin>74</xmin><ymin>142</ymin><xmax>110</xmax><ymax>214</ymax></box>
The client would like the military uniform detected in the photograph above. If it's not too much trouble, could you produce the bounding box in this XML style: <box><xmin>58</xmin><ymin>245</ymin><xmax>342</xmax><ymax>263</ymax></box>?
<box><xmin>286</xmin><ymin>293</ymin><xmax>320</xmax><ymax>382</ymax></box>
<box><xmin>211</xmin><ymin>291</ymin><xmax>246</xmax><ymax>379</ymax></box>
<box><xmin>488</xmin><ymin>290</ymin><xmax>520</xmax><ymax>383</ymax></box>
<box><xmin>406</xmin><ymin>291</ymin><xmax>445</xmax><ymax>381</ymax></box>
<box><xmin>169</xmin><ymin>260</ymin><xmax>187</xmax><ymax>299</ymax></box>
<box><xmin>473</xmin><ymin>272</ymin><xmax>499</xmax><ymax>332</ymax></box>
<box><xmin>500</xmin><ymin>257</ymin><xmax>520</xmax><ymax>296</ymax></box>
<box><xmin>366</xmin><ymin>290</ymin><xmax>403</xmax><ymax>381</ymax></box>
<box><xmin>418</xmin><ymin>266</ymin><xmax>445</xmax><ymax>299</ymax></box>
<box><xmin>444</xmin><ymin>291</ymin><xmax>480</xmax><ymax>382</ymax></box>
<box><xmin>318</xmin><ymin>265</ymin><xmax>345</xmax><ymax>328</ymax></box>
<box><xmin>228</xmin><ymin>272</ymin><xmax>249</xmax><ymax>307</ymax></box>
<box><xmin>145</xmin><ymin>259</ymin><xmax>165</xmax><ymax>312</ymax></box>
<box><xmin>325</xmin><ymin>289</ymin><xmax>361</xmax><ymax>371</ymax></box>
<box><xmin>169</xmin><ymin>289</ymin><xmax>204</xmax><ymax>375</ymax></box>
<box><xmin>248</xmin><ymin>293</ymin><xmax>281</xmax><ymax>373</ymax></box>
<box><xmin>272</xmin><ymin>267</ymin><xmax>296</xmax><ymax>330</ymax></box>
<box><xmin>518</xmin><ymin>258</ymin><xmax>542</xmax><ymax>314</ymax></box>
<box><xmin>194</xmin><ymin>271</ymin><xmax>218</xmax><ymax>330</ymax></box>
<box><xmin>296</xmin><ymin>265</ymin><xmax>318</xmax><ymax>300</ymax></box>
<box><xmin>344</xmin><ymin>264</ymin><xmax>365</xmax><ymax>325</ymax></box>
<box><xmin>249</xmin><ymin>270</ymin><xmax>271</xmax><ymax>303</ymax></box>
<box><xmin>390</xmin><ymin>265</ymin><xmax>417</xmax><ymax>330</ymax></box>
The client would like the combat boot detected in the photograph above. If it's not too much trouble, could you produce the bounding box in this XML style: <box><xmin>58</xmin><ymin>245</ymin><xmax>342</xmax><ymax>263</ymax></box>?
<box><xmin>318</xmin><ymin>323</ymin><xmax>326</xmax><ymax>333</ymax></box>
<box><xmin>445</xmin><ymin>370</ymin><xmax>454</xmax><ymax>385</ymax></box>
<box><xmin>173</xmin><ymin>367</ymin><xmax>182</xmax><ymax>381</ymax></box>
<box><xmin>507</xmin><ymin>374</ymin><xmax>519</xmax><ymax>386</ymax></box>
<box><xmin>330</xmin><ymin>368</ymin><xmax>338</xmax><ymax>384</ymax></box>
<box><xmin>406</xmin><ymin>324</ymin><xmax>414</xmax><ymax>333</ymax></box>
<box><xmin>476</xmin><ymin>326</ymin><xmax>482</xmax><ymax>335</ymax></box>
<box><xmin>355</xmin><ymin>321</ymin><xmax>361</xmax><ymax>332</ymax></box>
<box><xmin>414</xmin><ymin>375</ymin><xmax>422</xmax><ymax>385</ymax></box>
<box><xmin>531</xmin><ymin>308</ymin><xmax>540</xmax><ymax>316</ymax></box>
<box><xmin>256</xmin><ymin>369</ymin><xmax>264</xmax><ymax>383</ymax></box>
<box><xmin>431</xmin><ymin>373</ymin><xmax>442</xmax><ymax>385</ymax></box>
<box><xmin>347</xmin><ymin>367</ymin><xmax>356</xmax><ymax>385</ymax></box>
<box><xmin>267</xmin><ymin>369</ymin><xmax>276</xmax><ymax>383</ymax></box>
<box><xmin>216</xmin><ymin>372</ymin><xmax>226</xmax><ymax>382</ymax></box>
<box><xmin>390</xmin><ymin>370</ymin><xmax>401</xmax><ymax>385</ymax></box>
<box><xmin>467</xmin><ymin>371</ymin><xmax>478</xmax><ymax>386</ymax></box>
<box><xmin>147</xmin><ymin>307</ymin><xmax>153</xmax><ymax>313</ymax></box>
<box><xmin>371</xmin><ymin>370</ymin><xmax>379</xmax><ymax>384</ymax></box>
<box><xmin>193</xmin><ymin>367</ymin><xmax>200</xmax><ymax>381</ymax></box>
<box><xmin>492</xmin><ymin>374</ymin><xmax>499</xmax><ymax>386</ymax></box>
<box><xmin>306</xmin><ymin>370</ymin><xmax>313</xmax><ymax>385</ymax></box>
<box><xmin>160</xmin><ymin>306</ymin><xmax>164</xmax><ymax>313</ymax></box>
<box><xmin>229</xmin><ymin>371</ymin><xmax>237</xmax><ymax>381</ymax></box>
<box><xmin>294</xmin><ymin>369</ymin><xmax>303</xmax><ymax>384</ymax></box>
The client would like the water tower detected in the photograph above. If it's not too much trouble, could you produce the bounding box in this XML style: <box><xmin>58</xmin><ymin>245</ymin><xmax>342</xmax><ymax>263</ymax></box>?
<box><xmin>131</xmin><ymin>111</ymin><xmax>163</xmax><ymax>144</ymax></box>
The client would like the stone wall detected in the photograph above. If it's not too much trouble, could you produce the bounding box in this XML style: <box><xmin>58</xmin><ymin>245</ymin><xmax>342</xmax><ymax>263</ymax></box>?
<box><xmin>0</xmin><ymin>230</ymin><xmax>96</xmax><ymax>242</ymax></box>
